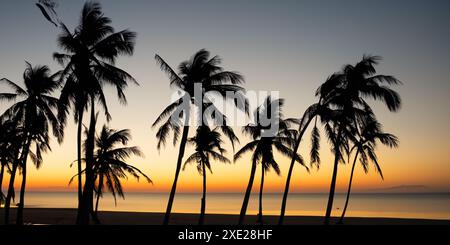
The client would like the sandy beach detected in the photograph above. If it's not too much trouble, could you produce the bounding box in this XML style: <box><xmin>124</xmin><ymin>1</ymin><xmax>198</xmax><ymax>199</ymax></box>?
<box><xmin>1</xmin><ymin>208</ymin><xmax>449</xmax><ymax>225</ymax></box>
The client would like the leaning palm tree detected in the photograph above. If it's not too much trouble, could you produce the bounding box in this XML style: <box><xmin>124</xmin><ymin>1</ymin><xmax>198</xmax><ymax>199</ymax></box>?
<box><xmin>337</xmin><ymin>115</ymin><xmax>398</xmax><ymax>224</ymax></box>
<box><xmin>51</xmin><ymin>1</ymin><xmax>137</xmax><ymax>224</ymax></box>
<box><xmin>153</xmin><ymin>49</ymin><xmax>247</xmax><ymax>225</ymax></box>
<box><xmin>0</xmin><ymin>62</ymin><xmax>62</xmax><ymax>225</ymax></box>
<box><xmin>183</xmin><ymin>126</ymin><xmax>231</xmax><ymax>225</ymax></box>
<box><xmin>235</xmin><ymin>96</ymin><xmax>306</xmax><ymax>224</ymax></box>
<box><xmin>278</xmin><ymin>88</ymin><xmax>337</xmax><ymax>224</ymax></box>
<box><xmin>318</xmin><ymin>55</ymin><xmax>402</xmax><ymax>225</ymax></box>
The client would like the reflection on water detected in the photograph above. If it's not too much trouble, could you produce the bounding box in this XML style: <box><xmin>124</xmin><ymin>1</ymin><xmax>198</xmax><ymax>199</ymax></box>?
<box><xmin>22</xmin><ymin>192</ymin><xmax>450</xmax><ymax>220</ymax></box>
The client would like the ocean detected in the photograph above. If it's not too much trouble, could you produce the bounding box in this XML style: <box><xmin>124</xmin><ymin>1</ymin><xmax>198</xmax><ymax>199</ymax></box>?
<box><xmin>19</xmin><ymin>192</ymin><xmax>450</xmax><ymax>220</ymax></box>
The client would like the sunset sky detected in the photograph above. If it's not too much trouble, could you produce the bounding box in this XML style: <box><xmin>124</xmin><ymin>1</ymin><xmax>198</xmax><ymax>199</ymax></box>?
<box><xmin>0</xmin><ymin>0</ymin><xmax>449</xmax><ymax>194</ymax></box>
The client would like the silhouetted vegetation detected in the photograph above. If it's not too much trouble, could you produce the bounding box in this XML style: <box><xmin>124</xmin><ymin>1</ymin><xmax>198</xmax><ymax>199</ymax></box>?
<box><xmin>1</xmin><ymin>63</ymin><xmax>62</xmax><ymax>225</ymax></box>
<box><xmin>234</xmin><ymin>96</ymin><xmax>307</xmax><ymax>224</ymax></box>
<box><xmin>0</xmin><ymin>0</ymin><xmax>402</xmax><ymax>226</ymax></box>
<box><xmin>153</xmin><ymin>49</ymin><xmax>246</xmax><ymax>225</ymax></box>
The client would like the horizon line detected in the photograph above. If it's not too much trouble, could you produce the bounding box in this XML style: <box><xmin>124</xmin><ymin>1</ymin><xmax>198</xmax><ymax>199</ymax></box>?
<box><xmin>21</xmin><ymin>190</ymin><xmax>450</xmax><ymax>195</ymax></box>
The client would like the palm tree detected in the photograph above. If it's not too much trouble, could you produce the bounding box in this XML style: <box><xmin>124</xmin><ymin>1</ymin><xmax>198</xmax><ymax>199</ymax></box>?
<box><xmin>0</xmin><ymin>62</ymin><xmax>62</xmax><ymax>225</ymax></box>
<box><xmin>0</xmin><ymin>119</ymin><xmax>23</xmax><ymax>214</ymax></box>
<box><xmin>153</xmin><ymin>49</ymin><xmax>247</xmax><ymax>225</ymax></box>
<box><xmin>278</xmin><ymin>91</ymin><xmax>337</xmax><ymax>224</ymax></box>
<box><xmin>0</xmin><ymin>119</ymin><xmax>19</xmax><ymax>207</ymax></box>
<box><xmin>183</xmin><ymin>126</ymin><xmax>231</xmax><ymax>225</ymax></box>
<box><xmin>16</xmin><ymin>112</ymin><xmax>53</xmax><ymax>225</ymax></box>
<box><xmin>69</xmin><ymin>125</ymin><xmax>151</xmax><ymax>220</ymax></box>
<box><xmin>337</xmin><ymin>115</ymin><xmax>398</xmax><ymax>224</ymax></box>
<box><xmin>318</xmin><ymin>55</ymin><xmax>402</xmax><ymax>225</ymax></box>
<box><xmin>53</xmin><ymin>1</ymin><xmax>137</xmax><ymax>224</ymax></box>
<box><xmin>234</xmin><ymin>96</ymin><xmax>306</xmax><ymax>224</ymax></box>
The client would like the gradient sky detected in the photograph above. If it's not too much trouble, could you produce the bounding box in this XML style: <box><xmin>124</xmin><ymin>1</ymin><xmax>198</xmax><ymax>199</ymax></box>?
<box><xmin>0</xmin><ymin>0</ymin><xmax>449</xmax><ymax>193</ymax></box>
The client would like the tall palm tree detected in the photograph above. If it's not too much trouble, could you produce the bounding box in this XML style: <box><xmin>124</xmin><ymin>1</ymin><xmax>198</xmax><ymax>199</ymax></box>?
<box><xmin>0</xmin><ymin>62</ymin><xmax>62</xmax><ymax>225</ymax></box>
<box><xmin>337</xmin><ymin>115</ymin><xmax>398</xmax><ymax>224</ymax></box>
<box><xmin>153</xmin><ymin>49</ymin><xmax>247</xmax><ymax>225</ymax></box>
<box><xmin>278</xmin><ymin>91</ymin><xmax>336</xmax><ymax>224</ymax></box>
<box><xmin>318</xmin><ymin>55</ymin><xmax>402</xmax><ymax>225</ymax></box>
<box><xmin>234</xmin><ymin>96</ymin><xmax>306</xmax><ymax>224</ymax></box>
<box><xmin>183</xmin><ymin>126</ymin><xmax>231</xmax><ymax>225</ymax></box>
<box><xmin>53</xmin><ymin>1</ymin><xmax>137</xmax><ymax>224</ymax></box>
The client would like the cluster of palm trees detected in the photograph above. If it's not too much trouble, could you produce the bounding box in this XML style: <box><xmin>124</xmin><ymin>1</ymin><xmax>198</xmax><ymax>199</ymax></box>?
<box><xmin>0</xmin><ymin>1</ymin><xmax>402</xmax><ymax>225</ymax></box>
<box><xmin>1</xmin><ymin>1</ymin><xmax>147</xmax><ymax>225</ymax></box>
<box><xmin>155</xmin><ymin>49</ymin><xmax>401</xmax><ymax>225</ymax></box>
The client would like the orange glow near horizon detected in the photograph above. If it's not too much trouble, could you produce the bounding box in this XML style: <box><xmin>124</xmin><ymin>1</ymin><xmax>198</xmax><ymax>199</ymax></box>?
<box><xmin>3</xmin><ymin>139</ymin><xmax>449</xmax><ymax>194</ymax></box>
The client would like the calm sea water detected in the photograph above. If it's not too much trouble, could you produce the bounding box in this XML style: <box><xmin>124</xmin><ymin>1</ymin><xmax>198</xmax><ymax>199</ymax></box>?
<box><xmin>18</xmin><ymin>192</ymin><xmax>450</xmax><ymax>220</ymax></box>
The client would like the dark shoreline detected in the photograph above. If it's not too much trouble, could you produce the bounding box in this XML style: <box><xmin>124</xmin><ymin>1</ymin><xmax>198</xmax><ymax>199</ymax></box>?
<box><xmin>1</xmin><ymin>208</ymin><xmax>450</xmax><ymax>225</ymax></box>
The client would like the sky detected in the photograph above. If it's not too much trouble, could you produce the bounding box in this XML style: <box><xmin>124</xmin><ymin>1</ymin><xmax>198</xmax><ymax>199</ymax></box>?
<box><xmin>0</xmin><ymin>0</ymin><xmax>449</xmax><ymax>193</ymax></box>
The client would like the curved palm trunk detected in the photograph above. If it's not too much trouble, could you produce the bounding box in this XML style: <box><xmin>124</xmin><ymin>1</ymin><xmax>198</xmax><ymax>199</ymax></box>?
<box><xmin>199</xmin><ymin>157</ymin><xmax>207</xmax><ymax>225</ymax></box>
<box><xmin>16</xmin><ymin>152</ymin><xmax>29</xmax><ymax>225</ymax></box>
<box><xmin>279</xmin><ymin>116</ymin><xmax>313</xmax><ymax>225</ymax></box>
<box><xmin>3</xmin><ymin>163</ymin><xmax>17</xmax><ymax>225</ymax></box>
<box><xmin>76</xmin><ymin>109</ymin><xmax>84</xmax><ymax>224</ymax></box>
<box><xmin>324</xmin><ymin>130</ymin><xmax>342</xmax><ymax>225</ymax></box>
<box><xmin>163</xmin><ymin>109</ymin><xmax>190</xmax><ymax>225</ymax></box>
<box><xmin>4</xmin><ymin>141</ymin><xmax>28</xmax><ymax>225</ymax></box>
<box><xmin>257</xmin><ymin>166</ymin><xmax>265</xmax><ymax>224</ymax></box>
<box><xmin>338</xmin><ymin>150</ymin><xmax>359</xmax><ymax>224</ymax></box>
<box><xmin>238</xmin><ymin>159</ymin><xmax>257</xmax><ymax>225</ymax></box>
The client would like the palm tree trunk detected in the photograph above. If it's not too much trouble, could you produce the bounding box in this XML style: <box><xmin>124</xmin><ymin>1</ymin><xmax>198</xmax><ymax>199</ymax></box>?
<box><xmin>3</xmin><ymin>163</ymin><xmax>17</xmax><ymax>225</ymax></box>
<box><xmin>16</xmin><ymin>151</ymin><xmax>29</xmax><ymax>225</ymax></box>
<box><xmin>95</xmin><ymin>174</ymin><xmax>103</xmax><ymax>215</ymax></box>
<box><xmin>4</xmin><ymin>140</ymin><xmax>28</xmax><ymax>225</ymax></box>
<box><xmin>279</xmin><ymin>116</ymin><xmax>313</xmax><ymax>225</ymax></box>
<box><xmin>257</xmin><ymin>166</ymin><xmax>265</xmax><ymax>224</ymax></box>
<box><xmin>324</xmin><ymin>130</ymin><xmax>342</xmax><ymax>225</ymax></box>
<box><xmin>0</xmin><ymin>163</ymin><xmax>5</xmax><ymax>206</ymax></box>
<box><xmin>238</xmin><ymin>159</ymin><xmax>257</xmax><ymax>225</ymax></box>
<box><xmin>324</xmin><ymin>153</ymin><xmax>339</xmax><ymax>225</ymax></box>
<box><xmin>199</xmin><ymin>157</ymin><xmax>207</xmax><ymax>225</ymax></box>
<box><xmin>338</xmin><ymin>150</ymin><xmax>359</xmax><ymax>224</ymax></box>
<box><xmin>81</xmin><ymin>96</ymin><xmax>96</xmax><ymax>225</ymax></box>
<box><xmin>3</xmin><ymin>162</ymin><xmax>17</xmax><ymax>225</ymax></box>
<box><xmin>76</xmin><ymin>109</ymin><xmax>84</xmax><ymax>224</ymax></box>
<box><xmin>163</xmin><ymin>108</ymin><xmax>190</xmax><ymax>225</ymax></box>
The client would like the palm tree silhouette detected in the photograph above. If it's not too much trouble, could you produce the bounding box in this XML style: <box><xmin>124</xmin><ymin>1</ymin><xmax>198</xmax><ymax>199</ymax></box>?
<box><xmin>0</xmin><ymin>119</ymin><xmax>23</xmax><ymax>214</ymax></box>
<box><xmin>184</xmin><ymin>126</ymin><xmax>231</xmax><ymax>225</ymax></box>
<box><xmin>0</xmin><ymin>119</ymin><xmax>20</xmax><ymax>207</ymax></box>
<box><xmin>278</xmin><ymin>92</ymin><xmax>336</xmax><ymax>224</ymax></box>
<box><xmin>317</xmin><ymin>55</ymin><xmax>402</xmax><ymax>225</ymax></box>
<box><xmin>153</xmin><ymin>49</ymin><xmax>246</xmax><ymax>225</ymax></box>
<box><xmin>337</xmin><ymin>114</ymin><xmax>398</xmax><ymax>224</ymax></box>
<box><xmin>0</xmin><ymin>62</ymin><xmax>62</xmax><ymax>225</ymax></box>
<box><xmin>53</xmin><ymin>1</ymin><xmax>137</xmax><ymax>224</ymax></box>
<box><xmin>69</xmin><ymin>125</ymin><xmax>152</xmax><ymax>221</ymax></box>
<box><xmin>235</xmin><ymin>96</ymin><xmax>306</xmax><ymax>224</ymax></box>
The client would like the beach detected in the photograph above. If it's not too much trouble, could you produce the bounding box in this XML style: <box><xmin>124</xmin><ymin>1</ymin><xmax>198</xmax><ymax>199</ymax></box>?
<box><xmin>1</xmin><ymin>208</ymin><xmax>450</xmax><ymax>225</ymax></box>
